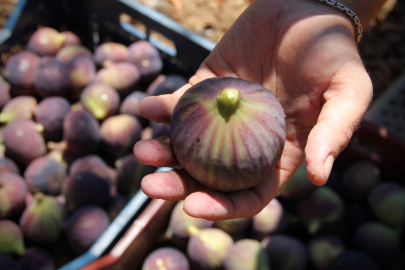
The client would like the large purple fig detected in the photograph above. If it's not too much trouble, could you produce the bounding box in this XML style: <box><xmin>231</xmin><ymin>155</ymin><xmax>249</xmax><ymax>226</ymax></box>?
<box><xmin>3</xmin><ymin>119</ymin><xmax>46</xmax><ymax>166</ymax></box>
<box><xmin>170</xmin><ymin>77</ymin><xmax>286</xmax><ymax>191</ymax></box>
<box><xmin>55</xmin><ymin>45</ymin><xmax>92</xmax><ymax>63</ymax></box>
<box><xmin>63</xmin><ymin>205</ymin><xmax>110</xmax><ymax>254</ymax></box>
<box><xmin>19</xmin><ymin>193</ymin><xmax>64</xmax><ymax>245</ymax></box>
<box><xmin>69</xmin><ymin>155</ymin><xmax>111</xmax><ymax>184</ymax></box>
<box><xmin>94</xmin><ymin>42</ymin><xmax>128</xmax><ymax>67</ymax></box>
<box><xmin>142</xmin><ymin>247</ymin><xmax>190</xmax><ymax>270</ymax></box>
<box><xmin>0</xmin><ymin>254</ymin><xmax>22</xmax><ymax>270</ymax></box>
<box><xmin>0</xmin><ymin>172</ymin><xmax>27</xmax><ymax>218</ymax></box>
<box><xmin>0</xmin><ymin>157</ymin><xmax>20</xmax><ymax>174</ymax></box>
<box><xmin>119</xmin><ymin>90</ymin><xmax>149</xmax><ymax>126</ymax></box>
<box><xmin>0</xmin><ymin>76</ymin><xmax>11</xmax><ymax>110</ymax></box>
<box><xmin>19</xmin><ymin>247</ymin><xmax>55</xmax><ymax>270</ymax></box>
<box><xmin>147</xmin><ymin>74</ymin><xmax>187</xmax><ymax>96</ymax></box>
<box><xmin>224</xmin><ymin>239</ymin><xmax>270</xmax><ymax>270</ymax></box>
<box><xmin>34</xmin><ymin>57</ymin><xmax>71</xmax><ymax>97</ymax></box>
<box><xmin>330</xmin><ymin>250</ymin><xmax>380</xmax><ymax>270</ymax></box>
<box><xmin>24</xmin><ymin>156</ymin><xmax>66</xmax><ymax>196</ymax></box>
<box><xmin>308</xmin><ymin>235</ymin><xmax>345</xmax><ymax>270</ymax></box>
<box><xmin>280</xmin><ymin>164</ymin><xmax>315</xmax><ymax>200</ymax></box>
<box><xmin>0</xmin><ymin>220</ymin><xmax>26</xmax><ymax>256</ymax></box>
<box><xmin>62</xmin><ymin>31</ymin><xmax>81</xmax><ymax>46</ymax></box>
<box><xmin>0</xmin><ymin>96</ymin><xmax>37</xmax><ymax>124</ymax></box>
<box><xmin>28</xmin><ymin>27</ymin><xmax>65</xmax><ymax>56</ymax></box>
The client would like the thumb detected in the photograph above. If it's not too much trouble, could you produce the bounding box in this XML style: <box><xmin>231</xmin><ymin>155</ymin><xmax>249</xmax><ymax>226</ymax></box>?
<box><xmin>305</xmin><ymin>63</ymin><xmax>373</xmax><ymax>186</ymax></box>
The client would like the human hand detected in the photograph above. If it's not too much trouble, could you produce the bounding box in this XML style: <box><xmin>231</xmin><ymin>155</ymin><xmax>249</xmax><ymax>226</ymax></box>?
<box><xmin>134</xmin><ymin>0</ymin><xmax>373</xmax><ymax>221</ymax></box>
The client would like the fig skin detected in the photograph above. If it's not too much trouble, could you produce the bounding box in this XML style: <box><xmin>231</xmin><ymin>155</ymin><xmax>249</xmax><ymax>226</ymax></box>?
<box><xmin>24</xmin><ymin>156</ymin><xmax>67</xmax><ymax>196</ymax></box>
<box><xmin>0</xmin><ymin>254</ymin><xmax>22</xmax><ymax>270</ymax></box>
<box><xmin>0</xmin><ymin>172</ymin><xmax>27</xmax><ymax>218</ymax></box>
<box><xmin>0</xmin><ymin>220</ymin><xmax>26</xmax><ymax>256</ymax></box>
<box><xmin>55</xmin><ymin>45</ymin><xmax>92</xmax><ymax>63</ymax></box>
<box><xmin>35</xmin><ymin>97</ymin><xmax>71</xmax><ymax>142</ymax></box>
<box><xmin>147</xmin><ymin>74</ymin><xmax>187</xmax><ymax>96</ymax></box>
<box><xmin>34</xmin><ymin>57</ymin><xmax>71</xmax><ymax>97</ymax></box>
<box><xmin>3</xmin><ymin>119</ymin><xmax>47</xmax><ymax>166</ymax></box>
<box><xmin>119</xmin><ymin>90</ymin><xmax>149</xmax><ymax>126</ymax></box>
<box><xmin>279</xmin><ymin>164</ymin><xmax>315</xmax><ymax>200</ymax></box>
<box><xmin>19</xmin><ymin>193</ymin><xmax>64</xmax><ymax>245</ymax></box>
<box><xmin>69</xmin><ymin>56</ymin><xmax>96</xmax><ymax>100</ymax></box>
<box><xmin>28</xmin><ymin>27</ymin><xmax>65</xmax><ymax>56</ymax></box>
<box><xmin>69</xmin><ymin>155</ymin><xmax>111</xmax><ymax>184</ymax></box>
<box><xmin>19</xmin><ymin>247</ymin><xmax>55</xmax><ymax>270</ymax></box>
<box><xmin>223</xmin><ymin>239</ymin><xmax>270</xmax><ymax>270</ymax></box>
<box><xmin>62</xmin><ymin>31</ymin><xmax>81</xmax><ymax>46</ymax></box>
<box><xmin>0</xmin><ymin>76</ymin><xmax>11</xmax><ymax>110</ymax></box>
<box><xmin>308</xmin><ymin>235</ymin><xmax>345</xmax><ymax>270</ymax></box>
<box><xmin>0</xmin><ymin>96</ymin><xmax>37</xmax><ymax>124</ymax></box>
<box><xmin>330</xmin><ymin>250</ymin><xmax>380</xmax><ymax>270</ymax></box>
<box><xmin>93</xmin><ymin>42</ymin><xmax>129</xmax><ymax>67</ymax></box>
<box><xmin>142</xmin><ymin>247</ymin><xmax>190</xmax><ymax>270</ymax></box>
<box><xmin>171</xmin><ymin>77</ymin><xmax>286</xmax><ymax>192</ymax></box>
<box><xmin>0</xmin><ymin>157</ymin><xmax>20</xmax><ymax>174</ymax></box>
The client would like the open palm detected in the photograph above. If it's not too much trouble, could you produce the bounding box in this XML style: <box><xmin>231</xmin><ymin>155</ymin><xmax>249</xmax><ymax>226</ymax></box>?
<box><xmin>134</xmin><ymin>0</ymin><xmax>372</xmax><ymax>220</ymax></box>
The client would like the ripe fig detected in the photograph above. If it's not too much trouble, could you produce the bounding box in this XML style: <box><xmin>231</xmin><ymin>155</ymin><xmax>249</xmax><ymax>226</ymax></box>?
<box><xmin>170</xmin><ymin>77</ymin><xmax>286</xmax><ymax>191</ymax></box>
<box><xmin>0</xmin><ymin>76</ymin><xmax>11</xmax><ymax>110</ymax></box>
<box><xmin>0</xmin><ymin>157</ymin><xmax>20</xmax><ymax>174</ymax></box>
<box><xmin>19</xmin><ymin>247</ymin><xmax>55</xmax><ymax>270</ymax></box>
<box><xmin>80</xmin><ymin>82</ymin><xmax>120</xmax><ymax>120</ymax></box>
<box><xmin>0</xmin><ymin>220</ymin><xmax>26</xmax><ymax>256</ymax></box>
<box><xmin>0</xmin><ymin>172</ymin><xmax>27</xmax><ymax>218</ymax></box>
<box><xmin>280</xmin><ymin>164</ymin><xmax>314</xmax><ymax>200</ymax></box>
<box><xmin>100</xmin><ymin>114</ymin><xmax>142</xmax><ymax>158</ymax></box>
<box><xmin>127</xmin><ymin>40</ymin><xmax>163</xmax><ymax>82</ymax></box>
<box><xmin>223</xmin><ymin>239</ymin><xmax>270</xmax><ymax>270</ymax></box>
<box><xmin>3</xmin><ymin>119</ymin><xmax>46</xmax><ymax>166</ymax></box>
<box><xmin>55</xmin><ymin>45</ymin><xmax>92</xmax><ymax>63</ymax></box>
<box><xmin>62</xmin><ymin>31</ymin><xmax>81</xmax><ymax>46</ymax></box>
<box><xmin>308</xmin><ymin>235</ymin><xmax>345</xmax><ymax>270</ymax></box>
<box><xmin>28</xmin><ymin>27</ymin><xmax>65</xmax><ymax>56</ymax></box>
<box><xmin>69</xmin><ymin>56</ymin><xmax>96</xmax><ymax>100</ymax></box>
<box><xmin>368</xmin><ymin>182</ymin><xmax>405</xmax><ymax>226</ymax></box>
<box><xmin>142</xmin><ymin>247</ymin><xmax>190</xmax><ymax>270</ymax></box>
<box><xmin>330</xmin><ymin>250</ymin><xmax>380</xmax><ymax>270</ymax></box>
<box><xmin>214</xmin><ymin>217</ymin><xmax>252</xmax><ymax>236</ymax></box>
<box><xmin>147</xmin><ymin>74</ymin><xmax>187</xmax><ymax>96</ymax></box>
<box><xmin>69</xmin><ymin>155</ymin><xmax>111</xmax><ymax>184</ymax></box>
<box><xmin>93</xmin><ymin>42</ymin><xmax>128</xmax><ymax>67</ymax></box>
<box><xmin>24</xmin><ymin>156</ymin><xmax>66</xmax><ymax>196</ymax></box>
<box><xmin>19</xmin><ymin>193</ymin><xmax>64</xmax><ymax>245</ymax></box>
<box><xmin>119</xmin><ymin>90</ymin><xmax>149</xmax><ymax>126</ymax></box>
<box><xmin>262</xmin><ymin>234</ymin><xmax>308</xmax><ymax>270</ymax></box>
<box><xmin>0</xmin><ymin>96</ymin><xmax>37</xmax><ymax>124</ymax></box>
<box><xmin>63</xmin><ymin>205</ymin><xmax>110</xmax><ymax>254</ymax></box>
<box><xmin>34</xmin><ymin>57</ymin><xmax>71</xmax><ymax>97</ymax></box>
<box><xmin>106</xmin><ymin>194</ymin><xmax>128</xmax><ymax>221</ymax></box>
<box><xmin>187</xmin><ymin>227</ymin><xmax>234</xmax><ymax>270</ymax></box>
<box><xmin>0</xmin><ymin>254</ymin><xmax>22</xmax><ymax>270</ymax></box>
<box><xmin>35</xmin><ymin>97</ymin><xmax>70</xmax><ymax>141</ymax></box>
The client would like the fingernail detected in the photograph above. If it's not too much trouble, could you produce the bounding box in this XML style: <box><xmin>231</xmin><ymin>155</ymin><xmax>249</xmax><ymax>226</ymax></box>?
<box><xmin>323</xmin><ymin>155</ymin><xmax>334</xmax><ymax>185</ymax></box>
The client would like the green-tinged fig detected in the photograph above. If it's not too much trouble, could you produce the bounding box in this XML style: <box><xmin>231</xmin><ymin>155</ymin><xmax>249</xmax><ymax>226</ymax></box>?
<box><xmin>34</xmin><ymin>57</ymin><xmax>71</xmax><ymax>97</ymax></box>
<box><xmin>187</xmin><ymin>227</ymin><xmax>234</xmax><ymax>270</ymax></box>
<box><xmin>62</xmin><ymin>31</ymin><xmax>81</xmax><ymax>46</ymax></box>
<box><xmin>100</xmin><ymin>114</ymin><xmax>142</xmax><ymax>158</ymax></box>
<box><xmin>170</xmin><ymin>77</ymin><xmax>286</xmax><ymax>192</ymax></box>
<box><xmin>69</xmin><ymin>155</ymin><xmax>111</xmax><ymax>184</ymax></box>
<box><xmin>63</xmin><ymin>205</ymin><xmax>110</xmax><ymax>254</ymax></box>
<box><xmin>224</xmin><ymin>239</ymin><xmax>270</xmax><ymax>270</ymax></box>
<box><xmin>0</xmin><ymin>157</ymin><xmax>20</xmax><ymax>174</ymax></box>
<box><xmin>0</xmin><ymin>172</ymin><xmax>27</xmax><ymax>218</ymax></box>
<box><xmin>297</xmin><ymin>186</ymin><xmax>345</xmax><ymax>234</ymax></box>
<box><xmin>151</xmin><ymin>121</ymin><xmax>171</xmax><ymax>139</ymax></box>
<box><xmin>352</xmin><ymin>222</ymin><xmax>400</xmax><ymax>267</ymax></box>
<box><xmin>93</xmin><ymin>62</ymin><xmax>141</xmax><ymax>98</ymax></box>
<box><xmin>215</xmin><ymin>217</ymin><xmax>252</xmax><ymax>236</ymax></box>
<box><xmin>165</xmin><ymin>201</ymin><xmax>213</xmax><ymax>248</ymax></box>
<box><xmin>19</xmin><ymin>193</ymin><xmax>64</xmax><ymax>245</ymax></box>
<box><xmin>3</xmin><ymin>119</ymin><xmax>46</xmax><ymax>166</ymax></box>
<box><xmin>0</xmin><ymin>254</ymin><xmax>22</xmax><ymax>270</ymax></box>
<box><xmin>0</xmin><ymin>76</ymin><xmax>11</xmax><ymax>110</ymax></box>
<box><xmin>107</xmin><ymin>194</ymin><xmax>128</xmax><ymax>221</ymax></box>
<box><xmin>340</xmin><ymin>161</ymin><xmax>381</xmax><ymax>202</ymax></box>
<box><xmin>69</xmin><ymin>56</ymin><xmax>96</xmax><ymax>99</ymax></box>
<box><xmin>308</xmin><ymin>235</ymin><xmax>345</xmax><ymax>270</ymax></box>
<box><xmin>0</xmin><ymin>220</ymin><xmax>25</xmax><ymax>256</ymax></box>
<box><xmin>119</xmin><ymin>90</ymin><xmax>149</xmax><ymax>126</ymax></box>
<box><xmin>262</xmin><ymin>234</ymin><xmax>308</xmax><ymax>270</ymax></box>
<box><xmin>0</xmin><ymin>96</ymin><xmax>37</xmax><ymax>124</ymax></box>
<box><xmin>24</xmin><ymin>156</ymin><xmax>66</xmax><ymax>196</ymax></box>
<box><xmin>329</xmin><ymin>250</ymin><xmax>380</xmax><ymax>270</ymax></box>
<box><xmin>280</xmin><ymin>164</ymin><xmax>315</xmax><ymax>200</ymax></box>
<box><xmin>28</xmin><ymin>27</ymin><xmax>65</xmax><ymax>56</ymax></box>
<box><xmin>94</xmin><ymin>42</ymin><xmax>128</xmax><ymax>67</ymax></box>
<box><xmin>55</xmin><ymin>45</ymin><xmax>92</xmax><ymax>63</ymax></box>
<box><xmin>368</xmin><ymin>182</ymin><xmax>405</xmax><ymax>226</ymax></box>
<box><xmin>35</xmin><ymin>97</ymin><xmax>70</xmax><ymax>141</ymax></box>
<box><xmin>147</xmin><ymin>74</ymin><xmax>187</xmax><ymax>96</ymax></box>
<box><xmin>127</xmin><ymin>40</ymin><xmax>163</xmax><ymax>82</ymax></box>
<box><xmin>19</xmin><ymin>247</ymin><xmax>55</xmax><ymax>270</ymax></box>
<box><xmin>116</xmin><ymin>154</ymin><xmax>155</xmax><ymax>197</ymax></box>
<box><xmin>62</xmin><ymin>171</ymin><xmax>110</xmax><ymax>211</ymax></box>
<box><xmin>80</xmin><ymin>82</ymin><xmax>120</xmax><ymax>120</ymax></box>
<box><xmin>142</xmin><ymin>247</ymin><xmax>190</xmax><ymax>270</ymax></box>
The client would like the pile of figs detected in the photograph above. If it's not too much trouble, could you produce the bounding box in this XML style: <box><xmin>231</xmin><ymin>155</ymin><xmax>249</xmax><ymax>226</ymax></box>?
<box><xmin>0</xmin><ymin>26</ymin><xmax>187</xmax><ymax>269</ymax></box>
<box><xmin>140</xmin><ymin>160</ymin><xmax>405</xmax><ymax>270</ymax></box>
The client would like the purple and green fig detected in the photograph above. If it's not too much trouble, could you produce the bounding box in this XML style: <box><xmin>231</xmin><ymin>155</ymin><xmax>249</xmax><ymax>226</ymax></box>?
<box><xmin>3</xmin><ymin>119</ymin><xmax>46</xmax><ymax>166</ymax></box>
<box><xmin>63</xmin><ymin>205</ymin><xmax>110</xmax><ymax>254</ymax></box>
<box><xmin>142</xmin><ymin>247</ymin><xmax>190</xmax><ymax>270</ymax></box>
<box><xmin>0</xmin><ymin>96</ymin><xmax>37</xmax><ymax>124</ymax></box>
<box><xmin>69</xmin><ymin>56</ymin><xmax>96</xmax><ymax>100</ymax></box>
<box><xmin>127</xmin><ymin>40</ymin><xmax>163</xmax><ymax>82</ymax></box>
<box><xmin>35</xmin><ymin>97</ymin><xmax>70</xmax><ymax>142</ymax></box>
<box><xmin>0</xmin><ymin>220</ymin><xmax>25</xmax><ymax>256</ymax></box>
<box><xmin>80</xmin><ymin>82</ymin><xmax>120</xmax><ymax>120</ymax></box>
<box><xmin>308</xmin><ymin>235</ymin><xmax>345</xmax><ymax>270</ymax></box>
<box><xmin>340</xmin><ymin>161</ymin><xmax>381</xmax><ymax>202</ymax></box>
<box><xmin>170</xmin><ymin>77</ymin><xmax>286</xmax><ymax>192</ymax></box>
<box><xmin>0</xmin><ymin>76</ymin><xmax>11</xmax><ymax>110</ymax></box>
<box><xmin>368</xmin><ymin>182</ymin><xmax>405</xmax><ymax>226</ymax></box>
<box><xmin>28</xmin><ymin>27</ymin><xmax>65</xmax><ymax>56</ymax></box>
<box><xmin>19</xmin><ymin>247</ymin><xmax>55</xmax><ymax>270</ymax></box>
<box><xmin>19</xmin><ymin>193</ymin><xmax>64</xmax><ymax>245</ymax></box>
<box><xmin>106</xmin><ymin>194</ymin><xmax>128</xmax><ymax>221</ymax></box>
<box><xmin>224</xmin><ymin>239</ymin><xmax>270</xmax><ymax>270</ymax></box>
<box><xmin>0</xmin><ymin>254</ymin><xmax>22</xmax><ymax>270</ymax></box>
<box><xmin>34</xmin><ymin>57</ymin><xmax>71</xmax><ymax>97</ymax></box>
<box><xmin>24</xmin><ymin>156</ymin><xmax>66</xmax><ymax>196</ymax></box>
<box><xmin>100</xmin><ymin>114</ymin><xmax>142</xmax><ymax>158</ymax></box>
<box><xmin>69</xmin><ymin>155</ymin><xmax>111</xmax><ymax>184</ymax></box>
<box><xmin>55</xmin><ymin>45</ymin><xmax>92</xmax><ymax>63</ymax></box>
<box><xmin>147</xmin><ymin>74</ymin><xmax>187</xmax><ymax>96</ymax></box>
<box><xmin>214</xmin><ymin>217</ymin><xmax>252</xmax><ymax>236</ymax></box>
<box><xmin>187</xmin><ymin>226</ymin><xmax>234</xmax><ymax>270</ymax></box>
<box><xmin>330</xmin><ymin>250</ymin><xmax>380</xmax><ymax>270</ymax></box>
<box><xmin>62</xmin><ymin>31</ymin><xmax>81</xmax><ymax>46</ymax></box>
<box><xmin>262</xmin><ymin>234</ymin><xmax>308</xmax><ymax>270</ymax></box>
<box><xmin>297</xmin><ymin>186</ymin><xmax>345</xmax><ymax>234</ymax></box>
<box><xmin>0</xmin><ymin>157</ymin><xmax>20</xmax><ymax>174</ymax></box>
<box><xmin>62</xmin><ymin>171</ymin><xmax>110</xmax><ymax>211</ymax></box>
<box><xmin>93</xmin><ymin>42</ymin><xmax>128</xmax><ymax>67</ymax></box>
<box><xmin>93</xmin><ymin>62</ymin><xmax>141</xmax><ymax>98</ymax></box>
<box><xmin>119</xmin><ymin>90</ymin><xmax>149</xmax><ymax>126</ymax></box>
<box><xmin>0</xmin><ymin>172</ymin><xmax>27</xmax><ymax>218</ymax></box>
<box><xmin>280</xmin><ymin>164</ymin><xmax>315</xmax><ymax>200</ymax></box>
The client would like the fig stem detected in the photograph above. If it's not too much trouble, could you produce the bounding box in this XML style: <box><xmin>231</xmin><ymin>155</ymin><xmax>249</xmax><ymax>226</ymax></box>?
<box><xmin>216</xmin><ymin>88</ymin><xmax>240</xmax><ymax>121</ymax></box>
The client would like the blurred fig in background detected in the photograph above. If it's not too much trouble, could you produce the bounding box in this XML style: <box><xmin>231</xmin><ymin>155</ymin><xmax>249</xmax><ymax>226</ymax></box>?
<box><xmin>308</xmin><ymin>235</ymin><xmax>345</xmax><ymax>270</ymax></box>
<box><xmin>69</xmin><ymin>155</ymin><xmax>111</xmax><ymax>184</ymax></box>
<box><xmin>119</xmin><ymin>90</ymin><xmax>149</xmax><ymax>126</ymax></box>
<box><xmin>34</xmin><ymin>57</ymin><xmax>71</xmax><ymax>97</ymax></box>
<box><xmin>0</xmin><ymin>220</ymin><xmax>26</xmax><ymax>256</ymax></box>
<box><xmin>0</xmin><ymin>76</ymin><xmax>11</xmax><ymax>110</ymax></box>
<box><xmin>150</xmin><ymin>121</ymin><xmax>170</xmax><ymax>139</ymax></box>
<box><xmin>0</xmin><ymin>157</ymin><xmax>20</xmax><ymax>174</ymax></box>
<box><xmin>93</xmin><ymin>42</ymin><xmax>128</xmax><ymax>67</ymax></box>
<box><xmin>329</xmin><ymin>250</ymin><xmax>380</xmax><ymax>270</ymax></box>
<box><xmin>224</xmin><ymin>239</ymin><xmax>270</xmax><ymax>270</ymax></box>
<box><xmin>215</xmin><ymin>217</ymin><xmax>252</xmax><ymax>237</ymax></box>
<box><xmin>19</xmin><ymin>247</ymin><xmax>55</xmax><ymax>270</ymax></box>
<box><xmin>0</xmin><ymin>96</ymin><xmax>37</xmax><ymax>124</ymax></box>
<box><xmin>0</xmin><ymin>254</ymin><xmax>22</xmax><ymax>270</ymax></box>
<box><xmin>55</xmin><ymin>45</ymin><xmax>92</xmax><ymax>63</ymax></box>
<box><xmin>69</xmin><ymin>56</ymin><xmax>96</xmax><ymax>100</ymax></box>
<box><xmin>0</xmin><ymin>172</ymin><xmax>27</xmax><ymax>218</ymax></box>
<box><xmin>279</xmin><ymin>164</ymin><xmax>314</xmax><ymax>200</ymax></box>
<box><xmin>106</xmin><ymin>194</ymin><xmax>129</xmax><ymax>221</ymax></box>
<box><xmin>142</xmin><ymin>247</ymin><xmax>190</xmax><ymax>270</ymax></box>
<box><xmin>28</xmin><ymin>27</ymin><xmax>65</xmax><ymax>56</ymax></box>
<box><xmin>147</xmin><ymin>74</ymin><xmax>187</xmax><ymax>96</ymax></box>
<box><xmin>62</xmin><ymin>31</ymin><xmax>81</xmax><ymax>46</ymax></box>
